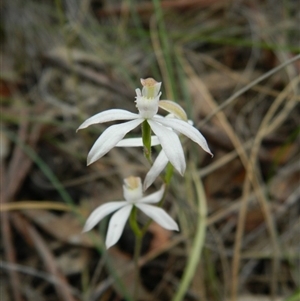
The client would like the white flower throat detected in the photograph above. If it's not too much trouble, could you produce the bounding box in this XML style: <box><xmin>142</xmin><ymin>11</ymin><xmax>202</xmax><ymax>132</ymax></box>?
<box><xmin>123</xmin><ymin>176</ymin><xmax>143</xmax><ymax>202</ymax></box>
<box><xmin>135</xmin><ymin>78</ymin><xmax>162</xmax><ymax>119</ymax></box>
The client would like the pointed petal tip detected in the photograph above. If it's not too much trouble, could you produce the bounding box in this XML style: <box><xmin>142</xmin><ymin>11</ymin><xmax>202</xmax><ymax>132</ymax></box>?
<box><xmin>176</xmin><ymin>161</ymin><xmax>186</xmax><ymax>176</ymax></box>
<box><xmin>77</xmin><ymin>123</ymin><xmax>88</xmax><ymax>131</ymax></box>
<box><xmin>82</xmin><ymin>225</ymin><xmax>91</xmax><ymax>233</ymax></box>
<box><xmin>167</xmin><ymin>220</ymin><xmax>179</xmax><ymax>232</ymax></box>
<box><xmin>143</xmin><ymin>183</ymin><xmax>149</xmax><ymax>192</ymax></box>
<box><xmin>105</xmin><ymin>242</ymin><xmax>114</xmax><ymax>249</ymax></box>
<box><xmin>87</xmin><ymin>154</ymin><xmax>98</xmax><ymax>166</ymax></box>
<box><xmin>179</xmin><ymin>166</ymin><xmax>186</xmax><ymax>176</ymax></box>
<box><xmin>206</xmin><ymin>148</ymin><xmax>214</xmax><ymax>158</ymax></box>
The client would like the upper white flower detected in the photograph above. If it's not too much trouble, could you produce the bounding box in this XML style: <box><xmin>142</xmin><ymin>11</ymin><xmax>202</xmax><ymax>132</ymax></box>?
<box><xmin>83</xmin><ymin>176</ymin><xmax>179</xmax><ymax>249</ymax></box>
<box><xmin>77</xmin><ymin>78</ymin><xmax>212</xmax><ymax>175</ymax></box>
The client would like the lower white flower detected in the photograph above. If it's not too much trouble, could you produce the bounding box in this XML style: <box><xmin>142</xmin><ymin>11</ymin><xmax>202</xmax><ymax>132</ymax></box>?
<box><xmin>83</xmin><ymin>177</ymin><xmax>179</xmax><ymax>249</ymax></box>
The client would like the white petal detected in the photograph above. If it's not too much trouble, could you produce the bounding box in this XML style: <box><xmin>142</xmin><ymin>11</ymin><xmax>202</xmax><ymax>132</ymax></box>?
<box><xmin>147</xmin><ymin>120</ymin><xmax>186</xmax><ymax>175</ymax></box>
<box><xmin>153</xmin><ymin>117</ymin><xmax>213</xmax><ymax>156</ymax></box>
<box><xmin>87</xmin><ymin>119</ymin><xmax>143</xmax><ymax>165</ymax></box>
<box><xmin>140</xmin><ymin>184</ymin><xmax>165</xmax><ymax>203</ymax></box>
<box><xmin>143</xmin><ymin>151</ymin><xmax>168</xmax><ymax>190</ymax></box>
<box><xmin>116</xmin><ymin>136</ymin><xmax>160</xmax><ymax>147</ymax></box>
<box><xmin>77</xmin><ymin>109</ymin><xmax>139</xmax><ymax>131</ymax></box>
<box><xmin>105</xmin><ymin>204</ymin><xmax>132</xmax><ymax>249</ymax></box>
<box><xmin>83</xmin><ymin>201</ymin><xmax>127</xmax><ymax>232</ymax></box>
<box><xmin>136</xmin><ymin>204</ymin><xmax>179</xmax><ymax>231</ymax></box>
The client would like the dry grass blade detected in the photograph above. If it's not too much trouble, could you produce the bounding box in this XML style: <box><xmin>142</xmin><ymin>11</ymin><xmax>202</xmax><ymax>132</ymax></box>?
<box><xmin>12</xmin><ymin>213</ymin><xmax>78</xmax><ymax>301</ymax></box>
<box><xmin>1</xmin><ymin>120</ymin><xmax>41</xmax><ymax>301</ymax></box>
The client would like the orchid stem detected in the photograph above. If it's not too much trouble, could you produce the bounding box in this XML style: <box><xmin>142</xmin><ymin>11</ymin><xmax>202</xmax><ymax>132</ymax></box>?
<box><xmin>131</xmin><ymin>128</ymin><xmax>175</xmax><ymax>300</ymax></box>
<box><xmin>142</xmin><ymin>120</ymin><xmax>152</xmax><ymax>163</ymax></box>
<box><xmin>129</xmin><ymin>207</ymin><xmax>142</xmax><ymax>238</ymax></box>
<box><xmin>133</xmin><ymin>235</ymin><xmax>143</xmax><ymax>300</ymax></box>
<box><xmin>129</xmin><ymin>207</ymin><xmax>143</xmax><ymax>300</ymax></box>
<box><xmin>164</xmin><ymin>163</ymin><xmax>174</xmax><ymax>185</ymax></box>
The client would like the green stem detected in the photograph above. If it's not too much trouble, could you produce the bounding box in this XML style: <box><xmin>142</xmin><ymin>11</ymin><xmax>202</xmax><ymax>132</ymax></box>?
<box><xmin>142</xmin><ymin>120</ymin><xmax>152</xmax><ymax>163</ymax></box>
<box><xmin>172</xmin><ymin>170</ymin><xmax>207</xmax><ymax>301</ymax></box>
<box><xmin>129</xmin><ymin>206</ymin><xmax>142</xmax><ymax>238</ymax></box>
<box><xmin>129</xmin><ymin>206</ymin><xmax>143</xmax><ymax>300</ymax></box>
<box><xmin>164</xmin><ymin>162</ymin><xmax>174</xmax><ymax>185</ymax></box>
<box><xmin>152</xmin><ymin>0</ymin><xmax>177</xmax><ymax>100</ymax></box>
<box><xmin>133</xmin><ymin>235</ymin><xmax>143</xmax><ymax>300</ymax></box>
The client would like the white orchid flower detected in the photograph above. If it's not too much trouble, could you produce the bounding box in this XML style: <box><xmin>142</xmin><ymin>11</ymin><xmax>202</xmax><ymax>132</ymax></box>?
<box><xmin>77</xmin><ymin>78</ymin><xmax>212</xmax><ymax>175</ymax></box>
<box><xmin>83</xmin><ymin>177</ymin><xmax>179</xmax><ymax>249</ymax></box>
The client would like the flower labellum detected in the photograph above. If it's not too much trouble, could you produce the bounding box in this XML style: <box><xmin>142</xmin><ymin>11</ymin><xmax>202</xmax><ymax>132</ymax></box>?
<box><xmin>135</xmin><ymin>78</ymin><xmax>162</xmax><ymax>118</ymax></box>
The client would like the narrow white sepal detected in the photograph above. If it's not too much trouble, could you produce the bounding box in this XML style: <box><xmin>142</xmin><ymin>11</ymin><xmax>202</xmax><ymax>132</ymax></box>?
<box><xmin>116</xmin><ymin>136</ymin><xmax>160</xmax><ymax>147</ymax></box>
<box><xmin>153</xmin><ymin>117</ymin><xmax>213</xmax><ymax>157</ymax></box>
<box><xmin>77</xmin><ymin>109</ymin><xmax>139</xmax><ymax>131</ymax></box>
<box><xmin>148</xmin><ymin>120</ymin><xmax>186</xmax><ymax>175</ymax></box>
<box><xmin>143</xmin><ymin>151</ymin><xmax>168</xmax><ymax>190</ymax></box>
<box><xmin>87</xmin><ymin>119</ymin><xmax>143</xmax><ymax>165</ymax></box>
<box><xmin>136</xmin><ymin>203</ymin><xmax>179</xmax><ymax>231</ymax></box>
<box><xmin>140</xmin><ymin>184</ymin><xmax>165</xmax><ymax>203</ymax></box>
<box><xmin>83</xmin><ymin>201</ymin><xmax>126</xmax><ymax>232</ymax></box>
<box><xmin>105</xmin><ymin>205</ymin><xmax>132</xmax><ymax>249</ymax></box>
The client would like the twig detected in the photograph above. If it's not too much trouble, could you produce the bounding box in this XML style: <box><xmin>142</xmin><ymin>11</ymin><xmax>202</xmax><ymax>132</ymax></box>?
<box><xmin>200</xmin><ymin>53</ymin><xmax>300</xmax><ymax>126</ymax></box>
<box><xmin>0</xmin><ymin>260</ymin><xmax>80</xmax><ymax>296</ymax></box>
<box><xmin>0</xmin><ymin>120</ymin><xmax>34</xmax><ymax>301</ymax></box>
<box><xmin>245</xmin><ymin>77</ymin><xmax>300</xmax><ymax>297</ymax></box>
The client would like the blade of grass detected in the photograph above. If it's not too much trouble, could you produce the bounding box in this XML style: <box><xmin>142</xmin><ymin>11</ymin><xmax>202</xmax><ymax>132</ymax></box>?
<box><xmin>152</xmin><ymin>0</ymin><xmax>177</xmax><ymax>100</ymax></box>
<box><xmin>4</xmin><ymin>129</ymin><xmax>75</xmax><ymax>207</ymax></box>
<box><xmin>173</xmin><ymin>168</ymin><xmax>207</xmax><ymax>301</ymax></box>
<box><xmin>200</xmin><ymin>53</ymin><xmax>300</xmax><ymax>126</ymax></box>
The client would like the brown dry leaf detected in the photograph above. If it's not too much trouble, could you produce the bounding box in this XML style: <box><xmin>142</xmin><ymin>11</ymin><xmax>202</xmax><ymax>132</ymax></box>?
<box><xmin>148</xmin><ymin>222</ymin><xmax>173</xmax><ymax>252</ymax></box>
<box><xmin>268</xmin><ymin>143</ymin><xmax>299</xmax><ymax>165</ymax></box>
<box><xmin>106</xmin><ymin>248</ymin><xmax>154</xmax><ymax>301</ymax></box>
<box><xmin>245</xmin><ymin>207</ymin><xmax>265</xmax><ymax>232</ymax></box>
<box><xmin>47</xmin><ymin>47</ymin><xmax>105</xmax><ymax>69</ymax></box>
<box><xmin>205</xmin><ymin>156</ymin><xmax>245</xmax><ymax>198</ymax></box>
<box><xmin>269</xmin><ymin>162</ymin><xmax>300</xmax><ymax>202</ymax></box>
<box><xmin>228</xmin><ymin>295</ymin><xmax>284</xmax><ymax>301</ymax></box>
<box><xmin>22</xmin><ymin>209</ymin><xmax>100</xmax><ymax>247</ymax></box>
<box><xmin>0</xmin><ymin>129</ymin><xmax>10</xmax><ymax>160</ymax></box>
<box><xmin>201</xmin><ymin>71</ymin><xmax>238</xmax><ymax>95</ymax></box>
<box><xmin>56</xmin><ymin>248</ymin><xmax>92</xmax><ymax>275</ymax></box>
<box><xmin>187</xmin><ymin>76</ymin><xmax>222</xmax><ymax>127</ymax></box>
